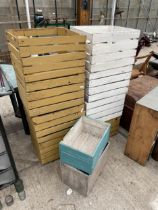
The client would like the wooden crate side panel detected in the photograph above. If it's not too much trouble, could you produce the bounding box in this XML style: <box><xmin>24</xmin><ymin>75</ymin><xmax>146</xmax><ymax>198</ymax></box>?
<box><xmin>88</xmin><ymin>105</ymin><xmax>123</xmax><ymax>119</ymax></box>
<box><xmin>23</xmin><ymin>60</ymin><xmax>85</xmax><ymax>75</ymax></box>
<box><xmin>86</xmin><ymin>87</ymin><xmax>128</xmax><ymax>102</ymax></box>
<box><xmin>22</xmin><ymin>52</ymin><xmax>86</xmax><ymax>66</ymax></box>
<box><xmin>26</xmin><ymin>74</ymin><xmax>85</xmax><ymax>92</ymax></box>
<box><xmin>87</xmin><ymin>39</ymin><xmax>139</xmax><ymax>55</ymax></box>
<box><xmin>86</xmin><ymin>80</ymin><xmax>129</xmax><ymax>96</ymax></box>
<box><xmin>34</xmin><ymin>111</ymin><xmax>85</xmax><ymax>132</ymax></box>
<box><xmin>40</xmin><ymin>152</ymin><xmax>59</xmax><ymax>164</ymax></box>
<box><xmin>125</xmin><ymin>104</ymin><xmax>158</xmax><ymax>165</ymax></box>
<box><xmin>87</xmin><ymin>50</ymin><xmax>136</xmax><ymax>65</ymax></box>
<box><xmin>28</xmin><ymin>90</ymin><xmax>84</xmax><ymax>109</ymax></box>
<box><xmin>19</xmin><ymin>44</ymin><xmax>86</xmax><ymax>57</ymax></box>
<box><xmin>86</xmin><ymin>65</ymin><xmax>132</xmax><ymax>80</ymax></box>
<box><xmin>25</xmin><ymin>67</ymin><xmax>85</xmax><ymax>83</ymax></box>
<box><xmin>86</xmin><ymin>57</ymin><xmax>135</xmax><ymax>72</ymax></box>
<box><xmin>87</xmin><ymin>72</ymin><xmax>131</xmax><ymax>88</ymax></box>
<box><xmin>86</xmin><ymin>94</ymin><xmax>125</xmax><ymax>110</ymax></box>
<box><xmin>39</xmin><ymin>143</ymin><xmax>59</xmax><ymax>155</ymax></box>
<box><xmin>96</xmin><ymin>111</ymin><xmax>122</xmax><ymax>122</ymax></box>
<box><xmin>86</xmin><ymin>100</ymin><xmax>124</xmax><ymax>115</ymax></box>
<box><xmin>26</xmin><ymin>83</ymin><xmax>84</xmax><ymax>102</ymax></box>
<box><xmin>36</xmin><ymin>120</ymin><xmax>78</xmax><ymax>138</ymax></box>
<box><xmin>37</xmin><ymin>128</ymin><xmax>70</xmax><ymax>143</ymax></box>
<box><xmin>29</xmin><ymin>98</ymin><xmax>84</xmax><ymax>117</ymax></box>
<box><xmin>18</xmin><ymin>36</ymin><xmax>86</xmax><ymax>46</ymax></box>
<box><xmin>39</xmin><ymin>137</ymin><xmax>64</xmax><ymax>151</ymax></box>
<box><xmin>32</xmin><ymin>105</ymin><xmax>84</xmax><ymax>124</ymax></box>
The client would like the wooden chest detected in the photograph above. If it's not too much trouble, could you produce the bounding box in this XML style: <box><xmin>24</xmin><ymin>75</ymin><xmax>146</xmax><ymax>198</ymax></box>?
<box><xmin>71</xmin><ymin>26</ymin><xmax>140</xmax><ymax>129</ymax></box>
<box><xmin>125</xmin><ymin>86</ymin><xmax>158</xmax><ymax>165</ymax></box>
<box><xmin>60</xmin><ymin>116</ymin><xmax>110</xmax><ymax>174</ymax></box>
<box><xmin>6</xmin><ymin>27</ymin><xmax>86</xmax><ymax>164</ymax></box>
<box><xmin>60</xmin><ymin>142</ymin><xmax>110</xmax><ymax>196</ymax></box>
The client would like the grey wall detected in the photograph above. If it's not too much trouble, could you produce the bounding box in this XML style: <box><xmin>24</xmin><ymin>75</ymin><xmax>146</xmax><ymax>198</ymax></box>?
<box><xmin>0</xmin><ymin>0</ymin><xmax>158</xmax><ymax>51</ymax></box>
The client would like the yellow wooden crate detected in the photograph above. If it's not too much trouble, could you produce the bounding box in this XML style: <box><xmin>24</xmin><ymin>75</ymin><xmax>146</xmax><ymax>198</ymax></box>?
<box><xmin>6</xmin><ymin>27</ymin><xmax>86</xmax><ymax>164</ymax></box>
<box><xmin>106</xmin><ymin>117</ymin><xmax>120</xmax><ymax>136</ymax></box>
<box><xmin>6</xmin><ymin>27</ymin><xmax>86</xmax><ymax>96</ymax></box>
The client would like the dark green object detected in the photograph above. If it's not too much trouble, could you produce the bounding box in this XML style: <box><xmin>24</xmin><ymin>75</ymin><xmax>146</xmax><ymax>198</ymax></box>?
<box><xmin>14</xmin><ymin>179</ymin><xmax>24</xmax><ymax>193</ymax></box>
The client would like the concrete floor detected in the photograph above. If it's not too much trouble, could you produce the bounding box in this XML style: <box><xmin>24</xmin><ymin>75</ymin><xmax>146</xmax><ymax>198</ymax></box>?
<box><xmin>1</xmin><ymin>96</ymin><xmax>158</xmax><ymax>210</ymax></box>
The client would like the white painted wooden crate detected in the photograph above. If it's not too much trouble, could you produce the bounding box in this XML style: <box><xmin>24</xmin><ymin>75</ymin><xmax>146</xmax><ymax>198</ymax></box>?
<box><xmin>71</xmin><ymin>26</ymin><xmax>140</xmax><ymax>44</ymax></box>
<box><xmin>71</xmin><ymin>26</ymin><xmax>140</xmax><ymax>122</ymax></box>
<box><xmin>86</xmin><ymin>39</ymin><xmax>139</xmax><ymax>55</ymax></box>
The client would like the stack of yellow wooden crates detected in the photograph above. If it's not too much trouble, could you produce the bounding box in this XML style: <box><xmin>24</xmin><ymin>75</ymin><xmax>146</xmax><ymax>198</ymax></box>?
<box><xmin>6</xmin><ymin>27</ymin><xmax>86</xmax><ymax>164</ymax></box>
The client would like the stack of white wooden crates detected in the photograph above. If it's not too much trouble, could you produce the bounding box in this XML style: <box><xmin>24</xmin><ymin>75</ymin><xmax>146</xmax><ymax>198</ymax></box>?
<box><xmin>71</xmin><ymin>26</ymin><xmax>140</xmax><ymax>133</ymax></box>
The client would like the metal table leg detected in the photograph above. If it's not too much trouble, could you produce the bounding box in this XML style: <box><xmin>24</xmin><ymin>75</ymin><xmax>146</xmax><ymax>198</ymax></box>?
<box><xmin>15</xmin><ymin>89</ymin><xmax>30</xmax><ymax>135</ymax></box>
<box><xmin>0</xmin><ymin>116</ymin><xmax>26</xmax><ymax>200</ymax></box>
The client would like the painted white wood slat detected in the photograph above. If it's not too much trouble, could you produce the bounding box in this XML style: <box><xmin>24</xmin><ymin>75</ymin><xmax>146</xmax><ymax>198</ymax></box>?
<box><xmin>86</xmin><ymin>100</ymin><xmax>125</xmax><ymax>115</ymax></box>
<box><xmin>86</xmin><ymin>50</ymin><xmax>136</xmax><ymax>65</ymax></box>
<box><xmin>86</xmin><ymin>90</ymin><xmax>127</xmax><ymax>102</ymax></box>
<box><xmin>97</xmin><ymin>112</ymin><xmax>123</xmax><ymax>122</ymax></box>
<box><xmin>86</xmin><ymin>57</ymin><xmax>135</xmax><ymax>72</ymax></box>
<box><xmin>86</xmin><ymin>81</ymin><xmax>129</xmax><ymax>96</ymax></box>
<box><xmin>88</xmin><ymin>105</ymin><xmax>124</xmax><ymax>119</ymax></box>
<box><xmin>86</xmin><ymin>65</ymin><xmax>132</xmax><ymax>80</ymax></box>
<box><xmin>86</xmin><ymin>39</ymin><xmax>139</xmax><ymax>55</ymax></box>
<box><xmin>87</xmin><ymin>72</ymin><xmax>131</xmax><ymax>88</ymax></box>
<box><xmin>86</xmin><ymin>94</ymin><xmax>125</xmax><ymax>109</ymax></box>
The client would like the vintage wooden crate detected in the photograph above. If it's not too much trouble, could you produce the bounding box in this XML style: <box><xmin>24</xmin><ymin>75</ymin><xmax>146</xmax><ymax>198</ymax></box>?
<box><xmin>60</xmin><ymin>142</ymin><xmax>109</xmax><ymax>196</ymax></box>
<box><xmin>125</xmin><ymin>86</ymin><xmax>158</xmax><ymax>165</ymax></box>
<box><xmin>60</xmin><ymin>116</ymin><xmax>110</xmax><ymax>174</ymax></box>
<box><xmin>6</xmin><ymin>27</ymin><xmax>86</xmax><ymax>164</ymax></box>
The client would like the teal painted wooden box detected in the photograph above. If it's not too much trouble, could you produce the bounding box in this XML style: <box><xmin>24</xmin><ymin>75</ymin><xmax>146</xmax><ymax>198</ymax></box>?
<box><xmin>59</xmin><ymin>116</ymin><xmax>111</xmax><ymax>174</ymax></box>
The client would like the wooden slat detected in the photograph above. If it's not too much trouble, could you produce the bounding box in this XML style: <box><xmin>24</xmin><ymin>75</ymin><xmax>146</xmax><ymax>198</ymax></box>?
<box><xmin>39</xmin><ymin>137</ymin><xmax>62</xmax><ymax>153</ymax></box>
<box><xmin>25</xmin><ymin>74</ymin><xmax>85</xmax><ymax>92</ymax></box>
<box><xmin>34</xmin><ymin>111</ymin><xmax>84</xmax><ymax>131</ymax></box>
<box><xmin>18</xmin><ymin>36</ymin><xmax>86</xmax><ymax>46</ymax></box>
<box><xmin>40</xmin><ymin>152</ymin><xmax>59</xmax><ymax>164</ymax></box>
<box><xmin>86</xmin><ymin>100</ymin><xmax>124</xmax><ymax>115</ymax></box>
<box><xmin>25</xmin><ymin>67</ymin><xmax>84</xmax><ymax>82</ymax></box>
<box><xmin>29</xmin><ymin>98</ymin><xmax>84</xmax><ymax>117</ymax></box>
<box><xmin>37</xmin><ymin>128</ymin><xmax>70</xmax><ymax>143</ymax></box>
<box><xmin>10</xmin><ymin>27</ymin><xmax>78</xmax><ymax>37</ymax></box>
<box><xmin>88</xmin><ymin>105</ymin><xmax>123</xmax><ymax>120</ymax></box>
<box><xmin>40</xmin><ymin>147</ymin><xmax>59</xmax><ymax>159</ymax></box>
<box><xmin>23</xmin><ymin>60</ymin><xmax>85</xmax><ymax>75</ymax></box>
<box><xmin>32</xmin><ymin>105</ymin><xmax>84</xmax><ymax>124</ymax></box>
<box><xmin>19</xmin><ymin>44</ymin><xmax>86</xmax><ymax>57</ymax></box>
<box><xmin>22</xmin><ymin>52</ymin><xmax>86</xmax><ymax>66</ymax></box>
<box><xmin>18</xmin><ymin>27</ymin><xmax>58</xmax><ymax>36</ymax></box>
<box><xmin>36</xmin><ymin>119</ymin><xmax>77</xmax><ymax>138</ymax></box>
<box><xmin>87</xmin><ymin>72</ymin><xmax>131</xmax><ymax>88</ymax></box>
<box><xmin>39</xmin><ymin>143</ymin><xmax>60</xmax><ymax>155</ymax></box>
<box><xmin>28</xmin><ymin>90</ymin><xmax>84</xmax><ymax>109</ymax></box>
<box><xmin>26</xmin><ymin>83</ymin><xmax>84</xmax><ymax>102</ymax></box>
